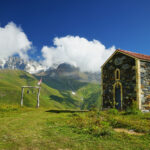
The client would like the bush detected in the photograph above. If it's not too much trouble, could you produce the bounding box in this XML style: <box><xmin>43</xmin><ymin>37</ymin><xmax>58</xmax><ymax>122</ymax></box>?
<box><xmin>124</xmin><ymin>101</ymin><xmax>142</xmax><ymax>115</ymax></box>
<box><xmin>89</xmin><ymin>104</ymin><xmax>98</xmax><ymax>112</ymax></box>
<box><xmin>0</xmin><ymin>104</ymin><xmax>19</xmax><ymax>112</ymax></box>
<box><xmin>108</xmin><ymin>108</ymin><xmax>119</xmax><ymax>115</ymax></box>
<box><xmin>68</xmin><ymin>112</ymin><xmax>113</xmax><ymax>137</ymax></box>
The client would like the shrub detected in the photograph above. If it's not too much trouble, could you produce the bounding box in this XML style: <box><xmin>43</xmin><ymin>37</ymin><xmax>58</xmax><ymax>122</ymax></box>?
<box><xmin>0</xmin><ymin>104</ymin><xmax>19</xmax><ymax>112</ymax></box>
<box><xmin>69</xmin><ymin>112</ymin><xmax>113</xmax><ymax>137</ymax></box>
<box><xmin>124</xmin><ymin>100</ymin><xmax>142</xmax><ymax>115</ymax></box>
<box><xmin>108</xmin><ymin>108</ymin><xmax>119</xmax><ymax>115</ymax></box>
<box><xmin>89</xmin><ymin>104</ymin><xmax>98</xmax><ymax>112</ymax></box>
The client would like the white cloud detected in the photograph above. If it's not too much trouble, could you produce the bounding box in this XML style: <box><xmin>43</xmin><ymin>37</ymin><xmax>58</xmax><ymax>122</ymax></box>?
<box><xmin>0</xmin><ymin>22</ymin><xmax>32</xmax><ymax>59</ymax></box>
<box><xmin>42</xmin><ymin>36</ymin><xmax>115</xmax><ymax>72</ymax></box>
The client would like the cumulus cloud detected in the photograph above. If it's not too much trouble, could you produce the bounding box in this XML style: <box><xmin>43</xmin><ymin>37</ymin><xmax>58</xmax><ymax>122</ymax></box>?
<box><xmin>42</xmin><ymin>36</ymin><xmax>115</xmax><ymax>72</ymax></box>
<box><xmin>0</xmin><ymin>22</ymin><xmax>32</xmax><ymax>59</ymax></box>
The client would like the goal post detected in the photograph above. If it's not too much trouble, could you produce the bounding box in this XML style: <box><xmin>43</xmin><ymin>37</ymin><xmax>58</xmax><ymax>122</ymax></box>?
<box><xmin>20</xmin><ymin>86</ymin><xmax>41</xmax><ymax>108</ymax></box>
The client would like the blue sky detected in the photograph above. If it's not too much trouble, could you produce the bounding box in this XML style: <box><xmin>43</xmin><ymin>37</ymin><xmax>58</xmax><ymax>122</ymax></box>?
<box><xmin>0</xmin><ymin>0</ymin><xmax>150</xmax><ymax>71</ymax></box>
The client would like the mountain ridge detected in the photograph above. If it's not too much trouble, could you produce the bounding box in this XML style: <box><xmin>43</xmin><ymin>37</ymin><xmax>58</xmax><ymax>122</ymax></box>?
<box><xmin>0</xmin><ymin>56</ymin><xmax>46</xmax><ymax>74</ymax></box>
<box><xmin>0</xmin><ymin>57</ymin><xmax>101</xmax><ymax>83</ymax></box>
<box><xmin>0</xmin><ymin>57</ymin><xmax>101</xmax><ymax>110</ymax></box>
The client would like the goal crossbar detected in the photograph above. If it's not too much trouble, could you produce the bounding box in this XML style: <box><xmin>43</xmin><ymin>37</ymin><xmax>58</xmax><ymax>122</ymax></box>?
<box><xmin>21</xmin><ymin>86</ymin><xmax>41</xmax><ymax>108</ymax></box>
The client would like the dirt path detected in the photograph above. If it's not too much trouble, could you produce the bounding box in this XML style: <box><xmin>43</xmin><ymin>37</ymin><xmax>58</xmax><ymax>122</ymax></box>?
<box><xmin>0</xmin><ymin>109</ymin><xmax>150</xmax><ymax>150</ymax></box>
<box><xmin>114</xmin><ymin>128</ymin><xmax>144</xmax><ymax>135</ymax></box>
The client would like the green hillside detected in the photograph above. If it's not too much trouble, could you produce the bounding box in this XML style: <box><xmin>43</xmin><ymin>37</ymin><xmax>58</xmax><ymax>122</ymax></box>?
<box><xmin>36</xmin><ymin>75</ymin><xmax>101</xmax><ymax>110</ymax></box>
<box><xmin>37</xmin><ymin>75</ymin><xmax>88</xmax><ymax>91</ymax></box>
<box><xmin>77</xmin><ymin>83</ymin><xmax>101</xmax><ymax>110</ymax></box>
<box><xmin>0</xmin><ymin>70</ymin><xmax>81</xmax><ymax>109</ymax></box>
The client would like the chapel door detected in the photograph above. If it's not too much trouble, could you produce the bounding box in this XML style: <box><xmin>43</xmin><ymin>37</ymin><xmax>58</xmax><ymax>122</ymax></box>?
<box><xmin>115</xmin><ymin>85</ymin><xmax>121</xmax><ymax>109</ymax></box>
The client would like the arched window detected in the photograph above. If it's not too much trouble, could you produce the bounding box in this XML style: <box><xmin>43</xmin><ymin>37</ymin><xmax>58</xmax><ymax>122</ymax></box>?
<box><xmin>115</xmin><ymin>69</ymin><xmax>120</xmax><ymax>80</ymax></box>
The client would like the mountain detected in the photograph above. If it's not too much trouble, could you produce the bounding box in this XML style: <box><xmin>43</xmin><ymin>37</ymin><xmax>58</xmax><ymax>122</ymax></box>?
<box><xmin>76</xmin><ymin>83</ymin><xmax>101</xmax><ymax>110</ymax></box>
<box><xmin>35</xmin><ymin>63</ymin><xmax>101</xmax><ymax>110</ymax></box>
<box><xmin>0</xmin><ymin>57</ymin><xmax>101</xmax><ymax>110</ymax></box>
<box><xmin>0</xmin><ymin>57</ymin><xmax>46</xmax><ymax>74</ymax></box>
<box><xmin>36</xmin><ymin>63</ymin><xmax>101</xmax><ymax>83</ymax></box>
<box><xmin>0</xmin><ymin>57</ymin><xmax>101</xmax><ymax>83</ymax></box>
<box><xmin>0</xmin><ymin>70</ymin><xmax>82</xmax><ymax>109</ymax></box>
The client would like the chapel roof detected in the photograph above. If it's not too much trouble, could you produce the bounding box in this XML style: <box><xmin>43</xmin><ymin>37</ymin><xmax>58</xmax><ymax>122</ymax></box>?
<box><xmin>101</xmin><ymin>49</ymin><xmax>150</xmax><ymax>68</ymax></box>
<box><xmin>117</xmin><ymin>49</ymin><xmax>150</xmax><ymax>61</ymax></box>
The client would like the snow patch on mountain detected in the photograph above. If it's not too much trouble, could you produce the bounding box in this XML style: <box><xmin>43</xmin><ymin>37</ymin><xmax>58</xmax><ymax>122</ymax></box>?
<box><xmin>0</xmin><ymin>56</ymin><xmax>47</xmax><ymax>74</ymax></box>
<box><xmin>72</xmin><ymin>91</ymin><xmax>76</xmax><ymax>95</ymax></box>
<box><xmin>0</xmin><ymin>58</ymin><xmax>7</xmax><ymax>68</ymax></box>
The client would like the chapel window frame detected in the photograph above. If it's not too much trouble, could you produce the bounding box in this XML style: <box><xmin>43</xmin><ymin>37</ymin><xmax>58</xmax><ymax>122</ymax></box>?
<box><xmin>115</xmin><ymin>68</ymin><xmax>120</xmax><ymax>80</ymax></box>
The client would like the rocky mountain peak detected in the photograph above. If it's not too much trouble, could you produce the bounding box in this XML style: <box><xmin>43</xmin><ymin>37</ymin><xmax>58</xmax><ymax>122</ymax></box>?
<box><xmin>56</xmin><ymin>63</ymin><xmax>79</xmax><ymax>73</ymax></box>
<box><xmin>0</xmin><ymin>56</ymin><xmax>46</xmax><ymax>74</ymax></box>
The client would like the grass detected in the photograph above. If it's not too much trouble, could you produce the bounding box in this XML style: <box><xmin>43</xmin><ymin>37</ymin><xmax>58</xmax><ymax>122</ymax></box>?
<box><xmin>77</xmin><ymin>83</ymin><xmax>101</xmax><ymax>110</ymax></box>
<box><xmin>0</xmin><ymin>70</ymin><xmax>82</xmax><ymax>109</ymax></box>
<box><xmin>0</xmin><ymin>70</ymin><xmax>101</xmax><ymax>111</ymax></box>
<box><xmin>0</xmin><ymin>106</ymin><xmax>150</xmax><ymax>150</ymax></box>
<box><xmin>36</xmin><ymin>73</ymin><xmax>101</xmax><ymax>110</ymax></box>
<box><xmin>105</xmin><ymin>111</ymin><xmax>150</xmax><ymax>133</ymax></box>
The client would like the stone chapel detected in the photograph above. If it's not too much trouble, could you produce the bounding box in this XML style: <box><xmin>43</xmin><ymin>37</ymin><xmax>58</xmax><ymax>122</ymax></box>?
<box><xmin>101</xmin><ymin>49</ymin><xmax>150</xmax><ymax>110</ymax></box>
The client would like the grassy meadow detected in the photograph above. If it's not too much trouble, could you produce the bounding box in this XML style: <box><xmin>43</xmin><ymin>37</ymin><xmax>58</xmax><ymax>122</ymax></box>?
<box><xmin>0</xmin><ymin>70</ymin><xmax>150</xmax><ymax>150</ymax></box>
<box><xmin>0</xmin><ymin>70</ymin><xmax>82</xmax><ymax>109</ymax></box>
<box><xmin>0</xmin><ymin>106</ymin><xmax>150</xmax><ymax>150</ymax></box>
<box><xmin>0</xmin><ymin>70</ymin><xmax>101</xmax><ymax>110</ymax></box>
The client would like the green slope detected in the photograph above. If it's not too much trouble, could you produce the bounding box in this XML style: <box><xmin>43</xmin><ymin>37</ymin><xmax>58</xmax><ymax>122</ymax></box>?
<box><xmin>37</xmin><ymin>75</ymin><xmax>101</xmax><ymax>110</ymax></box>
<box><xmin>77</xmin><ymin>83</ymin><xmax>101</xmax><ymax>110</ymax></box>
<box><xmin>38</xmin><ymin>76</ymin><xmax>88</xmax><ymax>91</ymax></box>
<box><xmin>0</xmin><ymin>70</ymin><xmax>81</xmax><ymax>109</ymax></box>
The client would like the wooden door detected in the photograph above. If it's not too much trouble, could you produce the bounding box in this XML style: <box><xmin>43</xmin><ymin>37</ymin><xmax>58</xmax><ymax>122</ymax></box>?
<box><xmin>115</xmin><ymin>85</ymin><xmax>121</xmax><ymax>109</ymax></box>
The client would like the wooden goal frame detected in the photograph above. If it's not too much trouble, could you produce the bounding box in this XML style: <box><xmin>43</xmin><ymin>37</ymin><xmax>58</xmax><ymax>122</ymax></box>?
<box><xmin>21</xmin><ymin>86</ymin><xmax>41</xmax><ymax>108</ymax></box>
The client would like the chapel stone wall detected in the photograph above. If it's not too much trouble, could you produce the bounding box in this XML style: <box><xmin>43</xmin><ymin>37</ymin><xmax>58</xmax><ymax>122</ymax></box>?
<box><xmin>102</xmin><ymin>52</ymin><xmax>136</xmax><ymax>109</ymax></box>
<box><xmin>140</xmin><ymin>60</ymin><xmax>150</xmax><ymax>109</ymax></box>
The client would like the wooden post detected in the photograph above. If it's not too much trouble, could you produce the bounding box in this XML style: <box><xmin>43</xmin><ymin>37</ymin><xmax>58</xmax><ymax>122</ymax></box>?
<box><xmin>21</xmin><ymin>86</ymin><xmax>41</xmax><ymax>108</ymax></box>
<box><xmin>37</xmin><ymin>87</ymin><xmax>40</xmax><ymax>108</ymax></box>
<box><xmin>21</xmin><ymin>87</ymin><xmax>24</xmax><ymax>106</ymax></box>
